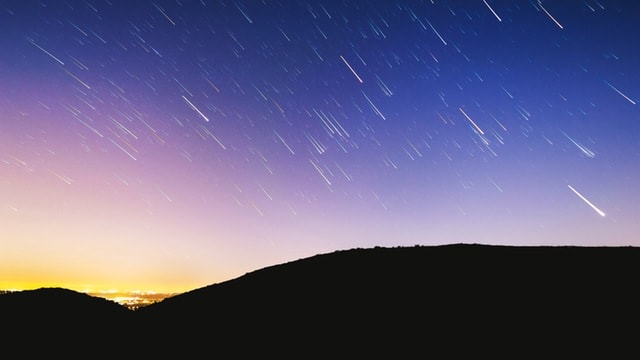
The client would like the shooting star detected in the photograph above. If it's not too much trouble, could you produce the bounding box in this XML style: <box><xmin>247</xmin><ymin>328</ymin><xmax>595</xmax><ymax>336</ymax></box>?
<box><xmin>604</xmin><ymin>80</ymin><xmax>636</xmax><ymax>105</ymax></box>
<box><xmin>561</xmin><ymin>130</ymin><xmax>595</xmax><ymax>158</ymax></box>
<box><xmin>309</xmin><ymin>159</ymin><xmax>332</xmax><ymax>186</ymax></box>
<box><xmin>340</xmin><ymin>55</ymin><xmax>364</xmax><ymax>83</ymax></box>
<box><xmin>153</xmin><ymin>3</ymin><xmax>176</xmax><ymax>25</ymax></box>
<box><xmin>48</xmin><ymin>169</ymin><xmax>73</xmax><ymax>185</ymax></box>
<box><xmin>483</xmin><ymin>0</ymin><xmax>502</xmax><ymax>22</ymax></box>
<box><xmin>27</xmin><ymin>38</ymin><xmax>65</xmax><ymax>65</ymax></box>
<box><xmin>537</xmin><ymin>0</ymin><xmax>564</xmax><ymax>29</ymax></box>
<box><xmin>459</xmin><ymin>107</ymin><xmax>485</xmax><ymax>135</ymax></box>
<box><xmin>61</xmin><ymin>67</ymin><xmax>91</xmax><ymax>89</ymax></box>
<box><xmin>424</xmin><ymin>18</ymin><xmax>447</xmax><ymax>45</ymax></box>
<box><xmin>567</xmin><ymin>185</ymin><xmax>606</xmax><ymax>217</ymax></box>
<box><xmin>182</xmin><ymin>95</ymin><xmax>210</xmax><ymax>122</ymax></box>
<box><xmin>273</xmin><ymin>130</ymin><xmax>295</xmax><ymax>155</ymax></box>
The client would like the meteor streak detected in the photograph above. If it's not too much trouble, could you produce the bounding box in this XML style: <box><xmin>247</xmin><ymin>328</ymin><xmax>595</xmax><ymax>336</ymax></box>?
<box><xmin>483</xmin><ymin>0</ymin><xmax>502</xmax><ymax>22</ymax></box>
<box><xmin>153</xmin><ymin>3</ymin><xmax>176</xmax><ymax>25</ymax></box>
<box><xmin>459</xmin><ymin>107</ymin><xmax>485</xmax><ymax>135</ymax></box>
<box><xmin>273</xmin><ymin>130</ymin><xmax>295</xmax><ymax>155</ymax></box>
<box><xmin>424</xmin><ymin>18</ymin><xmax>447</xmax><ymax>45</ymax></box>
<box><xmin>567</xmin><ymin>185</ymin><xmax>606</xmax><ymax>217</ymax></box>
<box><xmin>182</xmin><ymin>95</ymin><xmax>210</xmax><ymax>122</ymax></box>
<box><xmin>537</xmin><ymin>1</ymin><xmax>564</xmax><ymax>29</ymax></box>
<box><xmin>561</xmin><ymin>130</ymin><xmax>595</xmax><ymax>158</ymax></box>
<box><xmin>62</xmin><ymin>67</ymin><xmax>91</xmax><ymax>89</ymax></box>
<box><xmin>27</xmin><ymin>38</ymin><xmax>65</xmax><ymax>65</ymax></box>
<box><xmin>340</xmin><ymin>55</ymin><xmax>364</xmax><ymax>83</ymax></box>
<box><xmin>604</xmin><ymin>80</ymin><xmax>636</xmax><ymax>105</ymax></box>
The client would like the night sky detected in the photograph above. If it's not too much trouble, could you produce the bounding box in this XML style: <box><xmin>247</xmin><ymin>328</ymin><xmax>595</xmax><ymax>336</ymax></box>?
<box><xmin>2</xmin><ymin>0</ymin><xmax>639</xmax><ymax>294</ymax></box>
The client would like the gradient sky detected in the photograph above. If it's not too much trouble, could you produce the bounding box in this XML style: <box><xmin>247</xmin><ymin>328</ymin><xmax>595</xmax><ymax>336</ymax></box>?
<box><xmin>1</xmin><ymin>0</ymin><xmax>639</xmax><ymax>294</ymax></box>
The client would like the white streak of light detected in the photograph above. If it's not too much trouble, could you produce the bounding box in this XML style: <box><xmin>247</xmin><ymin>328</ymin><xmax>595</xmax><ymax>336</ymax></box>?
<box><xmin>274</xmin><ymin>130</ymin><xmax>295</xmax><ymax>155</ymax></box>
<box><xmin>62</xmin><ymin>103</ymin><xmax>103</xmax><ymax>137</ymax></box>
<box><xmin>335</xmin><ymin>161</ymin><xmax>352</xmax><ymax>182</ymax></box>
<box><xmin>362</xmin><ymin>90</ymin><xmax>386</xmax><ymax>120</ymax></box>
<box><xmin>49</xmin><ymin>169</ymin><xmax>73</xmax><ymax>185</ymax></box>
<box><xmin>373</xmin><ymin>192</ymin><xmax>387</xmax><ymax>211</ymax></box>
<box><xmin>309</xmin><ymin>159</ymin><xmax>332</xmax><ymax>186</ymax></box>
<box><xmin>568</xmin><ymin>185</ymin><xmax>606</xmax><ymax>217</ymax></box>
<box><xmin>27</xmin><ymin>38</ymin><xmax>65</xmax><ymax>65</ymax></box>
<box><xmin>491</xmin><ymin>114</ymin><xmax>507</xmax><ymax>131</ymax></box>
<box><xmin>9</xmin><ymin>155</ymin><xmax>27</xmax><ymax>166</ymax></box>
<box><xmin>204</xmin><ymin>77</ymin><xmax>221</xmax><ymax>93</ymax></box>
<box><xmin>459</xmin><ymin>107</ymin><xmax>485</xmax><ymax>135</ymax></box>
<box><xmin>250</xmin><ymin>201</ymin><xmax>263</xmax><ymax>216</ymax></box>
<box><xmin>258</xmin><ymin>184</ymin><xmax>273</xmax><ymax>201</ymax></box>
<box><xmin>277</xmin><ymin>26</ymin><xmax>291</xmax><ymax>41</ymax></box>
<box><xmin>153</xmin><ymin>3</ymin><xmax>176</xmax><ymax>25</ymax></box>
<box><xmin>159</xmin><ymin>189</ymin><xmax>173</xmax><ymax>202</ymax></box>
<box><xmin>235</xmin><ymin>3</ymin><xmax>253</xmax><ymax>24</ymax></box>
<box><xmin>199</xmin><ymin>125</ymin><xmax>226</xmax><ymax>149</ymax></box>
<box><xmin>340</xmin><ymin>55</ymin><xmax>364</xmax><ymax>83</ymax></box>
<box><xmin>182</xmin><ymin>95</ymin><xmax>210</xmax><ymax>122</ymax></box>
<box><xmin>488</xmin><ymin>177</ymin><xmax>503</xmax><ymax>192</ymax></box>
<box><xmin>424</xmin><ymin>18</ymin><xmax>447</xmax><ymax>45</ymax></box>
<box><xmin>561</xmin><ymin>130</ymin><xmax>595</xmax><ymax>158</ymax></box>
<box><xmin>604</xmin><ymin>80</ymin><xmax>636</xmax><ymax>105</ymax></box>
<box><xmin>483</xmin><ymin>0</ymin><xmax>502</xmax><ymax>22</ymax></box>
<box><xmin>62</xmin><ymin>67</ymin><xmax>91</xmax><ymax>89</ymax></box>
<box><xmin>499</xmin><ymin>84</ymin><xmax>513</xmax><ymax>99</ymax></box>
<box><xmin>537</xmin><ymin>1</ymin><xmax>564</xmax><ymax>29</ymax></box>
<box><xmin>108</xmin><ymin>138</ymin><xmax>138</xmax><ymax>160</ymax></box>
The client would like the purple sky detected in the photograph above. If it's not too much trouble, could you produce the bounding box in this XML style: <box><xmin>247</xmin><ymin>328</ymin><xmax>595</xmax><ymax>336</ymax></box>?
<box><xmin>2</xmin><ymin>0</ymin><xmax>639</xmax><ymax>293</ymax></box>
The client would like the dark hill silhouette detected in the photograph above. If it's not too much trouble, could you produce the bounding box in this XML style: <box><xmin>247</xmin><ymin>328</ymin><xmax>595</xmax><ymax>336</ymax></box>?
<box><xmin>2</xmin><ymin>244</ymin><xmax>639</xmax><ymax>356</ymax></box>
<box><xmin>0</xmin><ymin>287</ymin><xmax>136</xmax><ymax>354</ymax></box>
<box><xmin>135</xmin><ymin>244</ymin><xmax>640</xmax><ymax>356</ymax></box>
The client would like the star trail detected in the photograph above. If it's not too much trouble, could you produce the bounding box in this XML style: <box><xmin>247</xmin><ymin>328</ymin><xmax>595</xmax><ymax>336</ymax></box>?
<box><xmin>1</xmin><ymin>0</ymin><xmax>639</xmax><ymax>294</ymax></box>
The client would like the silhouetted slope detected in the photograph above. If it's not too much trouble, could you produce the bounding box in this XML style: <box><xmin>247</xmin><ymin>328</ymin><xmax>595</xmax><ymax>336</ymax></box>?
<box><xmin>2</xmin><ymin>245</ymin><xmax>639</xmax><ymax>356</ymax></box>
<box><xmin>0</xmin><ymin>287</ymin><xmax>135</xmax><ymax>353</ymax></box>
<box><xmin>136</xmin><ymin>244</ymin><xmax>640</xmax><ymax>356</ymax></box>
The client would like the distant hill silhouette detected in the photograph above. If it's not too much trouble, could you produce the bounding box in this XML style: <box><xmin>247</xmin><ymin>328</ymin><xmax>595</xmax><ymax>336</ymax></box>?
<box><xmin>0</xmin><ymin>287</ymin><xmax>135</xmax><ymax>354</ymax></box>
<box><xmin>2</xmin><ymin>244</ymin><xmax>639</xmax><ymax>356</ymax></box>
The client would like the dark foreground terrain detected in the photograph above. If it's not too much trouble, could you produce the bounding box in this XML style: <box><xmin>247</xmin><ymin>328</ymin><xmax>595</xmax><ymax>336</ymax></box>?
<box><xmin>2</xmin><ymin>244</ymin><xmax>639</xmax><ymax>356</ymax></box>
